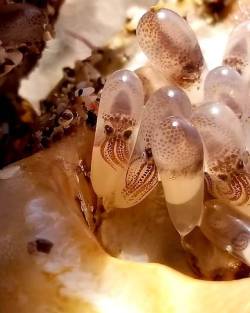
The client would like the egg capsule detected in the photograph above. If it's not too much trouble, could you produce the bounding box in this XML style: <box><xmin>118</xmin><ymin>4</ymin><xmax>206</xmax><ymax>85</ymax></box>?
<box><xmin>204</xmin><ymin>66</ymin><xmax>247</xmax><ymax>118</ymax></box>
<box><xmin>191</xmin><ymin>102</ymin><xmax>250</xmax><ymax>207</ymax></box>
<box><xmin>91</xmin><ymin>69</ymin><xmax>144</xmax><ymax>200</ymax></box>
<box><xmin>137</xmin><ymin>8</ymin><xmax>207</xmax><ymax>102</ymax></box>
<box><xmin>182</xmin><ymin>226</ymin><xmax>242</xmax><ymax>280</ymax></box>
<box><xmin>114</xmin><ymin>86</ymin><xmax>192</xmax><ymax>208</ymax></box>
<box><xmin>201</xmin><ymin>200</ymin><xmax>250</xmax><ymax>266</ymax></box>
<box><xmin>151</xmin><ymin>116</ymin><xmax>204</xmax><ymax>237</ymax></box>
<box><xmin>223</xmin><ymin>20</ymin><xmax>250</xmax><ymax>82</ymax></box>
<box><xmin>223</xmin><ymin>21</ymin><xmax>250</xmax><ymax>152</ymax></box>
<box><xmin>204</xmin><ymin>66</ymin><xmax>250</xmax><ymax>150</ymax></box>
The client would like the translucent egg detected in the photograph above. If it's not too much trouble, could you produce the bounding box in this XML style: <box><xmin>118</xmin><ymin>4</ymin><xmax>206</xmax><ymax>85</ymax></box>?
<box><xmin>223</xmin><ymin>20</ymin><xmax>250</xmax><ymax>81</ymax></box>
<box><xmin>137</xmin><ymin>8</ymin><xmax>207</xmax><ymax>101</ymax></box>
<box><xmin>201</xmin><ymin>200</ymin><xmax>250</xmax><ymax>266</ymax></box>
<box><xmin>152</xmin><ymin>116</ymin><xmax>204</xmax><ymax>237</ymax></box>
<box><xmin>223</xmin><ymin>21</ymin><xmax>250</xmax><ymax>152</ymax></box>
<box><xmin>192</xmin><ymin>102</ymin><xmax>244</xmax><ymax>170</ymax></box>
<box><xmin>114</xmin><ymin>86</ymin><xmax>192</xmax><ymax>208</ymax></box>
<box><xmin>138</xmin><ymin>86</ymin><xmax>192</xmax><ymax>154</ymax></box>
<box><xmin>91</xmin><ymin>69</ymin><xmax>144</xmax><ymax>201</ymax></box>
<box><xmin>192</xmin><ymin>102</ymin><xmax>250</xmax><ymax>207</ymax></box>
<box><xmin>204</xmin><ymin>66</ymin><xmax>247</xmax><ymax>118</ymax></box>
<box><xmin>182</xmin><ymin>227</ymin><xmax>242</xmax><ymax>280</ymax></box>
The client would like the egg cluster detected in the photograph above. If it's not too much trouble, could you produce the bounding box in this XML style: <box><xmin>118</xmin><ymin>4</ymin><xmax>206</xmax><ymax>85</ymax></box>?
<box><xmin>91</xmin><ymin>8</ymin><xmax>250</xmax><ymax>266</ymax></box>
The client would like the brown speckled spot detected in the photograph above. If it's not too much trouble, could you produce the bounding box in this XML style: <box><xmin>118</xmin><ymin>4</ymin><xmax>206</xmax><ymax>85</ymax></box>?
<box><xmin>27</xmin><ymin>238</ymin><xmax>54</xmax><ymax>254</ymax></box>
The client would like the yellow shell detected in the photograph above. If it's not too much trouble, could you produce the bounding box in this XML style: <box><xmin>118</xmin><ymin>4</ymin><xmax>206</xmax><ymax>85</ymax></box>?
<box><xmin>1</xmin><ymin>125</ymin><xmax>250</xmax><ymax>313</ymax></box>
